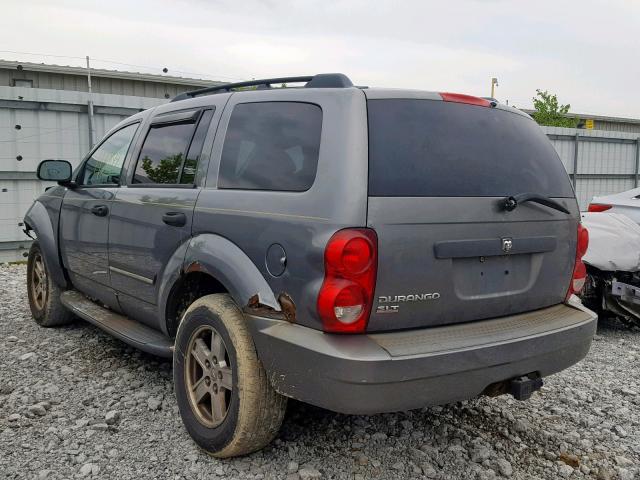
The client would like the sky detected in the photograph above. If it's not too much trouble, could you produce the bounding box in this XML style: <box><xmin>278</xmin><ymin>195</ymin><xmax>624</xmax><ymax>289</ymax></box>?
<box><xmin>1</xmin><ymin>0</ymin><xmax>639</xmax><ymax>117</ymax></box>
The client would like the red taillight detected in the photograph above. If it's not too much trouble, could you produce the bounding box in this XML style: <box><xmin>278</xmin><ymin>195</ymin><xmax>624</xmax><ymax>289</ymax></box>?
<box><xmin>566</xmin><ymin>223</ymin><xmax>589</xmax><ymax>300</ymax></box>
<box><xmin>317</xmin><ymin>228</ymin><xmax>377</xmax><ymax>333</ymax></box>
<box><xmin>587</xmin><ymin>203</ymin><xmax>612</xmax><ymax>212</ymax></box>
<box><xmin>439</xmin><ymin>92</ymin><xmax>492</xmax><ymax>107</ymax></box>
<box><xmin>576</xmin><ymin>223</ymin><xmax>589</xmax><ymax>258</ymax></box>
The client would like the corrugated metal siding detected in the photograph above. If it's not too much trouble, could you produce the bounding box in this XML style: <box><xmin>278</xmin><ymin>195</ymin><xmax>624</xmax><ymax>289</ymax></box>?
<box><xmin>0</xmin><ymin>179</ymin><xmax>49</xmax><ymax>243</ymax></box>
<box><xmin>0</xmin><ymin>86</ymin><xmax>164</xmax><ymax>173</ymax></box>
<box><xmin>0</xmin><ymin>86</ymin><xmax>166</xmax><ymax>261</ymax></box>
<box><xmin>575</xmin><ymin>178</ymin><xmax>636</xmax><ymax>208</ymax></box>
<box><xmin>0</xmin><ymin>69</ymin><xmax>210</xmax><ymax>98</ymax></box>
<box><xmin>594</xmin><ymin>120</ymin><xmax>640</xmax><ymax>134</ymax></box>
<box><xmin>521</xmin><ymin>109</ymin><xmax>640</xmax><ymax>134</ymax></box>
<box><xmin>549</xmin><ymin>136</ymin><xmax>576</xmax><ymax>174</ymax></box>
<box><xmin>542</xmin><ymin>126</ymin><xmax>640</xmax><ymax>209</ymax></box>
<box><xmin>1</xmin><ymin>109</ymin><xmax>88</xmax><ymax>173</ymax></box>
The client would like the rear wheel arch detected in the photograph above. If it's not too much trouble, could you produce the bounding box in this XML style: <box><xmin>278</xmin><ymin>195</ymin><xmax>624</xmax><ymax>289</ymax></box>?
<box><xmin>183</xmin><ymin>233</ymin><xmax>280</xmax><ymax>308</ymax></box>
<box><xmin>161</xmin><ymin>233</ymin><xmax>281</xmax><ymax>337</ymax></box>
<box><xmin>165</xmin><ymin>271</ymin><xmax>229</xmax><ymax>338</ymax></box>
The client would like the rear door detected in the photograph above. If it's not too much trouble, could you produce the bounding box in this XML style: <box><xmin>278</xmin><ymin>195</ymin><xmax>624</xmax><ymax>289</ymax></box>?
<box><xmin>108</xmin><ymin>107</ymin><xmax>217</xmax><ymax>327</ymax></box>
<box><xmin>366</xmin><ymin>95</ymin><xmax>579</xmax><ymax>332</ymax></box>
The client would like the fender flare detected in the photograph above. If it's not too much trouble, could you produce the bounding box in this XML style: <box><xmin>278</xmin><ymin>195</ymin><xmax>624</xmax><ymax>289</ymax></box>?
<box><xmin>182</xmin><ymin>233</ymin><xmax>280</xmax><ymax>311</ymax></box>
<box><xmin>23</xmin><ymin>201</ymin><xmax>68</xmax><ymax>288</ymax></box>
<box><xmin>156</xmin><ymin>239</ymin><xmax>192</xmax><ymax>336</ymax></box>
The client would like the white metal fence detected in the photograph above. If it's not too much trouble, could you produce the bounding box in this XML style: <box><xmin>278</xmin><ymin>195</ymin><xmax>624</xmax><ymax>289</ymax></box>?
<box><xmin>542</xmin><ymin>126</ymin><xmax>640</xmax><ymax>209</ymax></box>
<box><xmin>0</xmin><ymin>86</ymin><xmax>165</xmax><ymax>262</ymax></box>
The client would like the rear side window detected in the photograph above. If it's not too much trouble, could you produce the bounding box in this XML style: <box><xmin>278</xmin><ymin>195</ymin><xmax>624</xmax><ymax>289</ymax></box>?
<box><xmin>133</xmin><ymin>109</ymin><xmax>213</xmax><ymax>185</ymax></box>
<box><xmin>182</xmin><ymin>110</ymin><xmax>214</xmax><ymax>184</ymax></box>
<box><xmin>218</xmin><ymin>102</ymin><xmax>322</xmax><ymax>191</ymax></box>
<box><xmin>368</xmin><ymin>99</ymin><xmax>574</xmax><ymax>197</ymax></box>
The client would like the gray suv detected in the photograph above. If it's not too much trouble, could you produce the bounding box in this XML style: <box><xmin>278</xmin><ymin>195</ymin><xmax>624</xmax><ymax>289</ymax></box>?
<box><xmin>25</xmin><ymin>73</ymin><xmax>597</xmax><ymax>457</ymax></box>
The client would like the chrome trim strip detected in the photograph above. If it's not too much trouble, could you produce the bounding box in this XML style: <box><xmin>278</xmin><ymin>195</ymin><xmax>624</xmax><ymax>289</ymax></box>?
<box><xmin>195</xmin><ymin>206</ymin><xmax>328</xmax><ymax>221</ymax></box>
<box><xmin>109</xmin><ymin>266</ymin><xmax>154</xmax><ymax>285</ymax></box>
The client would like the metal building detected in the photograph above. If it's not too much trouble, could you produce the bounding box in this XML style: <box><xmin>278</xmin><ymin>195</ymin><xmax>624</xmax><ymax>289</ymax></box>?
<box><xmin>0</xmin><ymin>60</ymin><xmax>218</xmax><ymax>98</ymax></box>
<box><xmin>568</xmin><ymin>113</ymin><xmax>640</xmax><ymax>134</ymax></box>
<box><xmin>542</xmin><ymin>126</ymin><xmax>640</xmax><ymax>209</ymax></box>
<box><xmin>0</xmin><ymin>60</ymin><xmax>221</xmax><ymax>262</ymax></box>
<box><xmin>521</xmin><ymin>109</ymin><xmax>640</xmax><ymax>134</ymax></box>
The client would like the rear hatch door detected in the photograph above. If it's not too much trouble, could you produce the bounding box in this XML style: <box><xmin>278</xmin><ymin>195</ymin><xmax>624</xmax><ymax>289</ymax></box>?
<box><xmin>366</xmin><ymin>95</ymin><xmax>579</xmax><ymax>332</ymax></box>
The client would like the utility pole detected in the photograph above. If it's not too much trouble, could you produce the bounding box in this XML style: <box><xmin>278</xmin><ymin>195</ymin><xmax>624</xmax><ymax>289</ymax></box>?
<box><xmin>86</xmin><ymin>56</ymin><xmax>95</xmax><ymax>147</ymax></box>
<box><xmin>490</xmin><ymin>77</ymin><xmax>499</xmax><ymax>99</ymax></box>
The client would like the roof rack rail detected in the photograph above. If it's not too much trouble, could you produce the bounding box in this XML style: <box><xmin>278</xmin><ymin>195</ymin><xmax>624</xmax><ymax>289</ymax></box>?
<box><xmin>171</xmin><ymin>73</ymin><xmax>353</xmax><ymax>102</ymax></box>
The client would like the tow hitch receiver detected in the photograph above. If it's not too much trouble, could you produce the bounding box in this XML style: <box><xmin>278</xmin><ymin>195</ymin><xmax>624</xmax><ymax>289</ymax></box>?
<box><xmin>510</xmin><ymin>375</ymin><xmax>543</xmax><ymax>401</ymax></box>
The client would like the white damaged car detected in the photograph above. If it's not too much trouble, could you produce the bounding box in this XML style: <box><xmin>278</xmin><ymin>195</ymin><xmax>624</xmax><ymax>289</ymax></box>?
<box><xmin>588</xmin><ymin>187</ymin><xmax>640</xmax><ymax>223</ymax></box>
<box><xmin>580</xmin><ymin>212</ymin><xmax>640</xmax><ymax>327</ymax></box>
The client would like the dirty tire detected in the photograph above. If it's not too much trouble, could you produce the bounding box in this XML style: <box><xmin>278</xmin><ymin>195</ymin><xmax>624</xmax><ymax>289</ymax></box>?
<box><xmin>174</xmin><ymin>293</ymin><xmax>287</xmax><ymax>458</ymax></box>
<box><xmin>27</xmin><ymin>241</ymin><xmax>73</xmax><ymax>327</ymax></box>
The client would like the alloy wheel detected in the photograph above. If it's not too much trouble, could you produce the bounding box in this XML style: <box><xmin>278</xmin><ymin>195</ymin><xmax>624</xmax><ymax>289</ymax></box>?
<box><xmin>184</xmin><ymin>325</ymin><xmax>233</xmax><ymax>428</ymax></box>
<box><xmin>31</xmin><ymin>253</ymin><xmax>48</xmax><ymax>311</ymax></box>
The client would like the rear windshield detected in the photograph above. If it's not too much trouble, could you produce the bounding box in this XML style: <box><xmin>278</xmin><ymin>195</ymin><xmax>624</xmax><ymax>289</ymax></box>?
<box><xmin>368</xmin><ymin>99</ymin><xmax>574</xmax><ymax>197</ymax></box>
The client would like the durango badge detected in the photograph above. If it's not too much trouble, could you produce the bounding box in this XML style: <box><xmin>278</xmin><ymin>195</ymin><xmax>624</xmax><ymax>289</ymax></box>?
<box><xmin>376</xmin><ymin>293</ymin><xmax>441</xmax><ymax>314</ymax></box>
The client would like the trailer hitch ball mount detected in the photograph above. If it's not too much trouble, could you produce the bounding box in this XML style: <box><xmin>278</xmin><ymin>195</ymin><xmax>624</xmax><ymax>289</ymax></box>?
<box><xmin>509</xmin><ymin>375</ymin><xmax>544</xmax><ymax>401</ymax></box>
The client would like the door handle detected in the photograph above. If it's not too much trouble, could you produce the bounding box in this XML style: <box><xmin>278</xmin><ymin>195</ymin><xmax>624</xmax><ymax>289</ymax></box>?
<box><xmin>91</xmin><ymin>205</ymin><xmax>109</xmax><ymax>217</ymax></box>
<box><xmin>162</xmin><ymin>211</ymin><xmax>187</xmax><ymax>227</ymax></box>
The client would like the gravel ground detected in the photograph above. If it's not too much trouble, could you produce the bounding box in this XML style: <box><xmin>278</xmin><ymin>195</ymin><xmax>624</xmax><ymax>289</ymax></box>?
<box><xmin>1</xmin><ymin>264</ymin><xmax>639</xmax><ymax>480</ymax></box>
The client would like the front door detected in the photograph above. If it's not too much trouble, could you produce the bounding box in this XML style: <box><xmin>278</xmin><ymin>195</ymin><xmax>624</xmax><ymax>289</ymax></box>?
<box><xmin>108</xmin><ymin>108</ymin><xmax>215</xmax><ymax>327</ymax></box>
<box><xmin>59</xmin><ymin>122</ymin><xmax>140</xmax><ymax>308</ymax></box>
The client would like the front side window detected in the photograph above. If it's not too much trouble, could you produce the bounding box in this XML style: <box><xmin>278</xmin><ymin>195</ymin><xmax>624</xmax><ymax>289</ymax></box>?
<box><xmin>80</xmin><ymin>123</ymin><xmax>138</xmax><ymax>186</ymax></box>
<box><xmin>218</xmin><ymin>102</ymin><xmax>322</xmax><ymax>191</ymax></box>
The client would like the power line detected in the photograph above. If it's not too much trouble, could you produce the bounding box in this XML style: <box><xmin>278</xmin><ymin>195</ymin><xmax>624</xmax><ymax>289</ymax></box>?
<box><xmin>91</xmin><ymin>58</ymin><xmax>245</xmax><ymax>82</ymax></box>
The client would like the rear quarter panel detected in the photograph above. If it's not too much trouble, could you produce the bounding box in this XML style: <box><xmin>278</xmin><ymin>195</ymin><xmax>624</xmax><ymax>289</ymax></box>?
<box><xmin>191</xmin><ymin>88</ymin><xmax>369</xmax><ymax>329</ymax></box>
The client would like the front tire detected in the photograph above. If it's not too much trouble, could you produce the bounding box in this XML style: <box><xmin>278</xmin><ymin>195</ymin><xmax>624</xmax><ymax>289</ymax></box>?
<box><xmin>174</xmin><ymin>294</ymin><xmax>287</xmax><ymax>458</ymax></box>
<box><xmin>27</xmin><ymin>241</ymin><xmax>73</xmax><ymax>327</ymax></box>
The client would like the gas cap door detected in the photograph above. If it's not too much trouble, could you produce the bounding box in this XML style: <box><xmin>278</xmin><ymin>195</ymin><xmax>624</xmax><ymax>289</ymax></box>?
<box><xmin>266</xmin><ymin>243</ymin><xmax>287</xmax><ymax>277</ymax></box>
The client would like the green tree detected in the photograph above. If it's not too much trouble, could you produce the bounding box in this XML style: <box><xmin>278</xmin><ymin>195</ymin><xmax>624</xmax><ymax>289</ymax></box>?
<box><xmin>141</xmin><ymin>154</ymin><xmax>182</xmax><ymax>184</ymax></box>
<box><xmin>531</xmin><ymin>89</ymin><xmax>579</xmax><ymax>128</ymax></box>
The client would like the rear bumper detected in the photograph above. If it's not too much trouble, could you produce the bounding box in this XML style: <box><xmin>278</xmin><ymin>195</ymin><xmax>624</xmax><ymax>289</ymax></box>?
<box><xmin>247</xmin><ymin>299</ymin><xmax>597</xmax><ymax>415</ymax></box>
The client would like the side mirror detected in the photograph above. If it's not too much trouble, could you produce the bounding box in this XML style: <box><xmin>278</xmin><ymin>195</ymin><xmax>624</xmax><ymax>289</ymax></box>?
<box><xmin>36</xmin><ymin>160</ymin><xmax>73</xmax><ymax>186</ymax></box>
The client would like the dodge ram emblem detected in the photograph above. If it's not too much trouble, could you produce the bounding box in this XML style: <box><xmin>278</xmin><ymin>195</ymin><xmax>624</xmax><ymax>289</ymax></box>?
<box><xmin>502</xmin><ymin>237</ymin><xmax>513</xmax><ymax>254</ymax></box>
